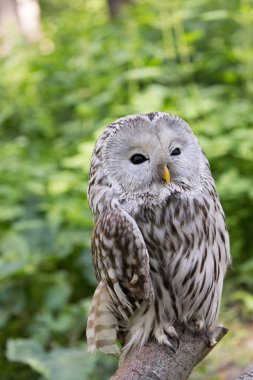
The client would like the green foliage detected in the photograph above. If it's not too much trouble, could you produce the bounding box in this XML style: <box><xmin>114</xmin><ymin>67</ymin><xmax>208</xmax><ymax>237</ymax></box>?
<box><xmin>6</xmin><ymin>339</ymin><xmax>117</xmax><ymax>380</ymax></box>
<box><xmin>0</xmin><ymin>0</ymin><xmax>253</xmax><ymax>378</ymax></box>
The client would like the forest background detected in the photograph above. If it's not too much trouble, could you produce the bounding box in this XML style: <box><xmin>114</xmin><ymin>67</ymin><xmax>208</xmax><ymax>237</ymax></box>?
<box><xmin>1</xmin><ymin>0</ymin><xmax>253</xmax><ymax>379</ymax></box>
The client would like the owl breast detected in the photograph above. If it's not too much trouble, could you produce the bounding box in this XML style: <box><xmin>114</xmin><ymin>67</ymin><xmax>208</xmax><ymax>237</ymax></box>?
<box><xmin>129</xmin><ymin>191</ymin><xmax>229</xmax><ymax>328</ymax></box>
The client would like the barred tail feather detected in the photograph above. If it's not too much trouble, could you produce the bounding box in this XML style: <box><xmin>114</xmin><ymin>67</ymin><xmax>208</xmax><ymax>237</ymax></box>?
<box><xmin>86</xmin><ymin>281</ymin><xmax>119</xmax><ymax>355</ymax></box>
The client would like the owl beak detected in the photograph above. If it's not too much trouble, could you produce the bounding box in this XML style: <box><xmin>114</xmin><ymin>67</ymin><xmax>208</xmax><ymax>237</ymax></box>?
<box><xmin>162</xmin><ymin>165</ymin><xmax>171</xmax><ymax>184</ymax></box>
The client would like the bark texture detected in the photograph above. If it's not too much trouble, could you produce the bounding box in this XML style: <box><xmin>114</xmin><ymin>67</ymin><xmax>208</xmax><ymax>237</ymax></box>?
<box><xmin>111</xmin><ymin>325</ymin><xmax>228</xmax><ymax>380</ymax></box>
<box><xmin>236</xmin><ymin>367</ymin><xmax>253</xmax><ymax>380</ymax></box>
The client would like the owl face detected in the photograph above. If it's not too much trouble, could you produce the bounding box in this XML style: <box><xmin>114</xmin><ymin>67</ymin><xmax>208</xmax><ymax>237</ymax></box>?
<box><xmin>103</xmin><ymin>113</ymin><xmax>203</xmax><ymax>196</ymax></box>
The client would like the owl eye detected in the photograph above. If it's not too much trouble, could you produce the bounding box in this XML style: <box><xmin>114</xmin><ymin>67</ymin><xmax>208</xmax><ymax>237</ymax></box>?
<box><xmin>130</xmin><ymin>153</ymin><xmax>148</xmax><ymax>165</ymax></box>
<box><xmin>171</xmin><ymin>147</ymin><xmax>181</xmax><ymax>156</ymax></box>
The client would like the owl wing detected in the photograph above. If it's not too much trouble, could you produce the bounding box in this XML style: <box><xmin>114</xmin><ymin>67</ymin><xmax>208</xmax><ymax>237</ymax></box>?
<box><xmin>92</xmin><ymin>206</ymin><xmax>154</xmax><ymax>314</ymax></box>
<box><xmin>86</xmin><ymin>207</ymin><xmax>154</xmax><ymax>354</ymax></box>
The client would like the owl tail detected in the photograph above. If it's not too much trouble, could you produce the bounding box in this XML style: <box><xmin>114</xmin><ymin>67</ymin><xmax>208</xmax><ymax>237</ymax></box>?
<box><xmin>86</xmin><ymin>280</ymin><xmax>119</xmax><ymax>355</ymax></box>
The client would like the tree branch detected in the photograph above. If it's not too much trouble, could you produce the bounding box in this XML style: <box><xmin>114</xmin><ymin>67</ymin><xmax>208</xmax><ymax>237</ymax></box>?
<box><xmin>235</xmin><ymin>366</ymin><xmax>253</xmax><ymax>380</ymax></box>
<box><xmin>111</xmin><ymin>325</ymin><xmax>228</xmax><ymax>380</ymax></box>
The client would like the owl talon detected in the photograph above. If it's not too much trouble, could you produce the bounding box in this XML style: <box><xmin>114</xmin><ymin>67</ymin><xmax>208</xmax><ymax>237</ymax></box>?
<box><xmin>168</xmin><ymin>344</ymin><xmax>176</xmax><ymax>354</ymax></box>
<box><xmin>174</xmin><ymin>338</ymin><xmax>180</xmax><ymax>351</ymax></box>
<box><xmin>167</xmin><ymin>325</ymin><xmax>180</xmax><ymax>347</ymax></box>
<box><xmin>197</xmin><ymin>326</ymin><xmax>217</xmax><ymax>348</ymax></box>
<box><xmin>194</xmin><ymin>320</ymin><xmax>205</xmax><ymax>332</ymax></box>
<box><xmin>204</xmin><ymin>330</ymin><xmax>217</xmax><ymax>347</ymax></box>
<box><xmin>154</xmin><ymin>325</ymin><xmax>179</xmax><ymax>353</ymax></box>
<box><xmin>209</xmin><ymin>336</ymin><xmax>217</xmax><ymax>347</ymax></box>
<box><xmin>164</xmin><ymin>325</ymin><xmax>178</xmax><ymax>338</ymax></box>
<box><xmin>130</xmin><ymin>273</ymin><xmax>138</xmax><ymax>284</ymax></box>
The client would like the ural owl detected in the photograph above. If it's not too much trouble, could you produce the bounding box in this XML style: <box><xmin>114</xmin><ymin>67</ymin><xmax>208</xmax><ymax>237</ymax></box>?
<box><xmin>86</xmin><ymin>112</ymin><xmax>230</xmax><ymax>355</ymax></box>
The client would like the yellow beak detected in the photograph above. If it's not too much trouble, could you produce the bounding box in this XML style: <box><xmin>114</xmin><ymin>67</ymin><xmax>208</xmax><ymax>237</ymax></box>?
<box><xmin>162</xmin><ymin>165</ymin><xmax>170</xmax><ymax>184</ymax></box>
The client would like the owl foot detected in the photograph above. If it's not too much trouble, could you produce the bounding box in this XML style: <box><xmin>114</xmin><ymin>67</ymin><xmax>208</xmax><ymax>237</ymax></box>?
<box><xmin>203</xmin><ymin>329</ymin><xmax>217</xmax><ymax>347</ymax></box>
<box><xmin>191</xmin><ymin>320</ymin><xmax>217</xmax><ymax>347</ymax></box>
<box><xmin>153</xmin><ymin>325</ymin><xmax>179</xmax><ymax>353</ymax></box>
<box><xmin>194</xmin><ymin>319</ymin><xmax>205</xmax><ymax>332</ymax></box>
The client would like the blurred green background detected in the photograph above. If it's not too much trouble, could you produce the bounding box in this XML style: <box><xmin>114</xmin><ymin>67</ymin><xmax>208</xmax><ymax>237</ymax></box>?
<box><xmin>0</xmin><ymin>0</ymin><xmax>253</xmax><ymax>379</ymax></box>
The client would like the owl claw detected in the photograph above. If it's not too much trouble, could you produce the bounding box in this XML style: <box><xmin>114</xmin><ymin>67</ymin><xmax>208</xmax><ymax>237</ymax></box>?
<box><xmin>164</xmin><ymin>325</ymin><xmax>178</xmax><ymax>338</ymax></box>
<box><xmin>168</xmin><ymin>343</ymin><xmax>176</xmax><ymax>354</ymax></box>
<box><xmin>174</xmin><ymin>338</ymin><xmax>180</xmax><ymax>351</ymax></box>
<box><xmin>154</xmin><ymin>325</ymin><xmax>179</xmax><ymax>353</ymax></box>
<box><xmin>194</xmin><ymin>319</ymin><xmax>205</xmax><ymax>332</ymax></box>
<box><xmin>165</xmin><ymin>325</ymin><xmax>180</xmax><ymax>349</ymax></box>
<box><xmin>209</xmin><ymin>336</ymin><xmax>217</xmax><ymax>347</ymax></box>
<box><xmin>130</xmin><ymin>273</ymin><xmax>138</xmax><ymax>284</ymax></box>
<box><xmin>191</xmin><ymin>321</ymin><xmax>217</xmax><ymax>348</ymax></box>
<box><xmin>204</xmin><ymin>330</ymin><xmax>217</xmax><ymax>347</ymax></box>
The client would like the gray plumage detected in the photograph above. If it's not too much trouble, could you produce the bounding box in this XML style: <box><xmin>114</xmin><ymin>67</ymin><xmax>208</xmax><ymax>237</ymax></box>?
<box><xmin>86</xmin><ymin>112</ymin><xmax>230</xmax><ymax>355</ymax></box>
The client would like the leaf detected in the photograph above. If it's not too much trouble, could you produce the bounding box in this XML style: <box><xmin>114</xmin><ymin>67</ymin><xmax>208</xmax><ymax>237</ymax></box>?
<box><xmin>6</xmin><ymin>339</ymin><xmax>96</xmax><ymax>380</ymax></box>
<box><xmin>6</xmin><ymin>339</ymin><xmax>49</xmax><ymax>378</ymax></box>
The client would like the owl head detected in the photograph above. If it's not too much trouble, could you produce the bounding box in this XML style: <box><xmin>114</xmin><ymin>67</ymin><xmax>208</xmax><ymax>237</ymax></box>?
<box><xmin>89</xmin><ymin>112</ymin><xmax>210</xmax><ymax>210</ymax></box>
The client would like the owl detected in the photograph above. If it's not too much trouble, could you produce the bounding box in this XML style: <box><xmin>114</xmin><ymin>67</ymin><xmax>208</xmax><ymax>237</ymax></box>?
<box><xmin>86</xmin><ymin>112</ymin><xmax>230</xmax><ymax>355</ymax></box>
